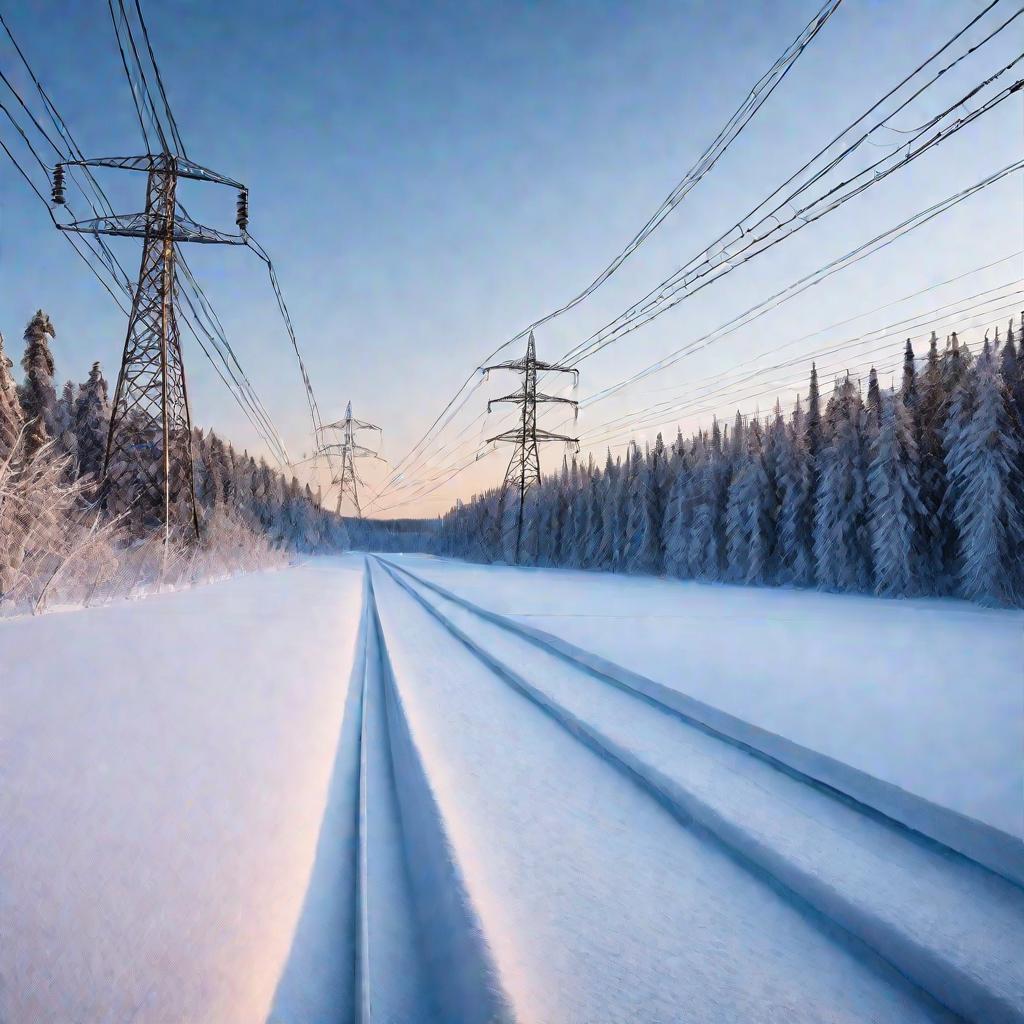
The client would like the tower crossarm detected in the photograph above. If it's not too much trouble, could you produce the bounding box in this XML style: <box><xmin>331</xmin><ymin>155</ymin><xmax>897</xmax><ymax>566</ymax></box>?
<box><xmin>532</xmin><ymin>361</ymin><xmax>579</xmax><ymax>379</ymax></box>
<box><xmin>533</xmin><ymin>392</ymin><xmax>578</xmax><ymax>408</ymax></box>
<box><xmin>480</xmin><ymin>357</ymin><xmax>577</xmax><ymax>378</ymax></box>
<box><xmin>533</xmin><ymin>427</ymin><xmax>579</xmax><ymax>445</ymax></box>
<box><xmin>487</xmin><ymin>390</ymin><xmax>578</xmax><ymax>413</ymax></box>
<box><xmin>486</xmin><ymin>389</ymin><xmax>526</xmax><ymax>412</ymax></box>
<box><xmin>319</xmin><ymin>418</ymin><xmax>382</xmax><ymax>434</ymax></box>
<box><xmin>485</xmin><ymin>427</ymin><xmax>578</xmax><ymax>447</ymax></box>
<box><xmin>319</xmin><ymin>442</ymin><xmax>386</xmax><ymax>461</ymax></box>
<box><xmin>59</xmin><ymin>210</ymin><xmax>245</xmax><ymax>244</ymax></box>
<box><xmin>480</xmin><ymin>357</ymin><xmax>527</xmax><ymax>374</ymax></box>
<box><xmin>60</xmin><ymin>154</ymin><xmax>244</xmax><ymax>189</ymax></box>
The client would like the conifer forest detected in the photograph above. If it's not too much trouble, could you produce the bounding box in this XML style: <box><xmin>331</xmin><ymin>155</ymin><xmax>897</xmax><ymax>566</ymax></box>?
<box><xmin>438</xmin><ymin>326</ymin><xmax>1024</xmax><ymax>606</ymax></box>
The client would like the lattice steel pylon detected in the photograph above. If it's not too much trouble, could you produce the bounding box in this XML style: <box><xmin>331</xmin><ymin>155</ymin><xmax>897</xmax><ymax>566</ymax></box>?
<box><xmin>52</xmin><ymin>153</ymin><xmax>249</xmax><ymax>540</ymax></box>
<box><xmin>482</xmin><ymin>331</ymin><xmax>579</xmax><ymax>562</ymax></box>
<box><xmin>317</xmin><ymin>402</ymin><xmax>383</xmax><ymax>516</ymax></box>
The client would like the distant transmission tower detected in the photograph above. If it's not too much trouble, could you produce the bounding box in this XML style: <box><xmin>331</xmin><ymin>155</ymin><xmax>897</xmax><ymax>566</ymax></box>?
<box><xmin>52</xmin><ymin>155</ymin><xmax>250</xmax><ymax>539</ymax></box>
<box><xmin>483</xmin><ymin>331</ymin><xmax>579</xmax><ymax>561</ymax></box>
<box><xmin>317</xmin><ymin>402</ymin><xmax>383</xmax><ymax>516</ymax></box>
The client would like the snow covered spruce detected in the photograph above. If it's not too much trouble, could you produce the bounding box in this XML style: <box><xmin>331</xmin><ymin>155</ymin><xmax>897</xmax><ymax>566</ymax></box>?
<box><xmin>0</xmin><ymin>310</ymin><xmax>348</xmax><ymax>615</ymax></box>
<box><xmin>436</xmin><ymin>325</ymin><xmax>1024</xmax><ymax>606</ymax></box>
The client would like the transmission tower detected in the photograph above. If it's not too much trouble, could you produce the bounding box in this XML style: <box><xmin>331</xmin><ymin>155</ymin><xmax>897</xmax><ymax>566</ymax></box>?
<box><xmin>317</xmin><ymin>402</ymin><xmax>383</xmax><ymax>516</ymax></box>
<box><xmin>51</xmin><ymin>154</ymin><xmax>250</xmax><ymax>540</ymax></box>
<box><xmin>483</xmin><ymin>331</ymin><xmax>579</xmax><ymax>561</ymax></box>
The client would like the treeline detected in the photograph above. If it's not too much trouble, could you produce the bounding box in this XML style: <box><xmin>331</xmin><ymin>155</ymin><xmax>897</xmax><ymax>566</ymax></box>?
<box><xmin>348</xmin><ymin>516</ymin><xmax>440</xmax><ymax>553</ymax></box>
<box><xmin>0</xmin><ymin>309</ymin><xmax>346</xmax><ymax>552</ymax></box>
<box><xmin>437</xmin><ymin>323</ymin><xmax>1024</xmax><ymax>607</ymax></box>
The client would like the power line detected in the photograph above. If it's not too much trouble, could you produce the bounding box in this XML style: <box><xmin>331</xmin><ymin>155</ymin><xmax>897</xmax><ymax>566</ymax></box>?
<box><xmin>372</xmin><ymin>2</ymin><xmax>1021</xmax><ymax>511</ymax></box>
<box><xmin>106</xmin><ymin>0</ymin><xmax>154</xmax><ymax>150</ymax></box>
<box><xmin>1</xmin><ymin>7</ymin><xmax>294</xmax><ymax>466</ymax></box>
<box><xmin>632</xmin><ymin>254</ymin><xmax>1022</xmax><ymax>398</ymax></box>
<box><xmin>562</xmin><ymin>44</ymin><xmax>1024</xmax><ymax>365</ymax></box>
<box><xmin>130</xmin><ymin>0</ymin><xmax>187</xmax><ymax>157</ymax></box>
<box><xmin>371</xmin><ymin>0</ymin><xmax>844</xmax><ymax>507</ymax></box>
<box><xmin>579</xmin><ymin>292</ymin><xmax>1024</xmax><ymax>447</ymax></box>
<box><xmin>579</xmin><ymin>280</ymin><xmax>1024</xmax><ymax>438</ymax></box>
<box><xmin>372</xmin><ymin>160</ymin><xmax>1024</xmax><ymax>512</ymax></box>
<box><xmin>0</xmin><ymin>97</ymin><xmax>287</xmax><ymax>463</ymax></box>
<box><xmin>379</xmin><ymin>285</ymin><xmax>1023</xmax><ymax>512</ymax></box>
<box><xmin>244</xmin><ymin>234</ymin><xmax>324</xmax><ymax>440</ymax></box>
<box><xmin>579</xmin><ymin>154</ymin><xmax>1024</xmax><ymax>411</ymax></box>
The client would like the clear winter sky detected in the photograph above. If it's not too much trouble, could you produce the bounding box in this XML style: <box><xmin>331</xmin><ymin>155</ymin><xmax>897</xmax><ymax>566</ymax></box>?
<box><xmin>1</xmin><ymin>0</ymin><xmax>1021</xmax><ymax>516</ymax></box>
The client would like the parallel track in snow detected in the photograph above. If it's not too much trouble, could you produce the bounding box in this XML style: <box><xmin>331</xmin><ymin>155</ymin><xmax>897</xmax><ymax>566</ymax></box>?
<box><xmin>358</xmin><ymin>554</ymin><xmax>1024</xmax><ymax>1024</ymax></box>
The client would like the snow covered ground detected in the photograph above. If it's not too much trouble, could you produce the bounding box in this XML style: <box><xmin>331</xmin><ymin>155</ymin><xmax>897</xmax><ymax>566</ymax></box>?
<box><xmin>386</xmin><ymin>554</ymin><xmax>1024</xmax><ymax>845</ymax></box>
<box><xmin>0</xmin><ymin>557</ymin><xmax>365</xmax><ymax>1024</ymax></box>
<box><xmin>2</xmin><ymin>553</ymin><xmax>1021</xmax><ymax>1023</ymax></box>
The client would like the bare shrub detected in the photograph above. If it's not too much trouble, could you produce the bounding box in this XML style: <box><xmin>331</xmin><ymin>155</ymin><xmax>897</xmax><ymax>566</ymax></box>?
<box><xmin>0</xmin><ymin>432</ymin><xmax>118</xmax><ymax>614</ymax></box>
<box><xmin>0</xmin><ymin>431</ymin><xmax>289</xmax><ymax>618</ymax></box>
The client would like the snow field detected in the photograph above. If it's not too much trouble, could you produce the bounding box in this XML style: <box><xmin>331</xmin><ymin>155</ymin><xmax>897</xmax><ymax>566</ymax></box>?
<box><xmin>1</xmin><ymin>557</ymin><xmax>366</xmax><ymax>1024</ymax></box>
<box><xmin>385</xmin><ymin>554</ymin><xmax>1024</xmax><ymax>844</ymax></box>
<box><xmin>366</xmin><ymin>557</ymin><xmax>963</xmax><ymax>1023</ymax></box>
<box><xmin>3</xmin><ymin>553</ymin><xmax>1020</xmax><ymax>1023</ymax></box>
<box><xmin>378</xmin><ymin>555</ymin><xmax>1024</xmax><ymax>1024</ymax></box>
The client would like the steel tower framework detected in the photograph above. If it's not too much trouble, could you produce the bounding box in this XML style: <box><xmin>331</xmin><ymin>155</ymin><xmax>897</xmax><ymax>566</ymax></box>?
<box><xmin>54</xmin><ymin>153</ymin><xmax>249</xmax><ymax>539</ymax></box>
<box><xmin>483</xmin><ymin>331</ymin><xmax>579</xmax><ymax>561</ymax></box>
<box><xmin>318</xmin><ymin>402</ymin><xmax>383</xmax><ymax>516</ymax></box>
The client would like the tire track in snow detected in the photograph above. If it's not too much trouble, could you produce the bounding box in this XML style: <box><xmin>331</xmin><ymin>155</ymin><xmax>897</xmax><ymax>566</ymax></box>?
<box><xmin>374</xmin><ymin>555</ymin><xmax>1024</xmax><ymax>1024</ymax></box>
<box><xmin>364</xmin><ymin>568</ymin><xmax>516</xmax><ymax>1024</ymax></box>
<box><xmin>354</xmin><ymin>568</ymin><xmax>438</xmax><ymax>1022</ymax></box>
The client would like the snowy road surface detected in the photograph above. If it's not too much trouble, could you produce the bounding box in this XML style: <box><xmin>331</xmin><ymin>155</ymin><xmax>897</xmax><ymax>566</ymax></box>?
<box><xmin>2</xmin><ymin>554</ymin><xmax>1022</xmax><ymax>1023</ymax></box>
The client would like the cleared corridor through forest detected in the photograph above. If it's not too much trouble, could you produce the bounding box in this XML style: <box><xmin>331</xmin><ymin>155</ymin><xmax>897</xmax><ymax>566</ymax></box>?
<box><xmin>2</xmin><ymin>554</ymin><xmax>1021</xmax><ymax>1023</ymax></box>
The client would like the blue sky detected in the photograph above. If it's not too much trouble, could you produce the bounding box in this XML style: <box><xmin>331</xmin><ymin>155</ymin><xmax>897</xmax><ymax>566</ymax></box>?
<box><xmin>1</xmin><ymin>0</ymin><xmax>1021</xmax><ymax>515</ymax></box>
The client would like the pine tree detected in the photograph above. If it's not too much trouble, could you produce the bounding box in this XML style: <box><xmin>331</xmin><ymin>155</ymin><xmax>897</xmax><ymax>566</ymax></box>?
<box><xmin>868</xmin><ymin>389</ymin><xmax>927</xmax><ymax>596</ymax></box>
<box><xmin>943</xmin><ymin>348</ymin><xmax>1024</xmax><ymax>604</ymax></box>
<box><xmin>901</xmin><ymin>338</ymin><xmax>917</xmax><ymax>408</ymax></box>
<box><xmin>915</xmin><ymin>333</ymin><xmax>950</xmax><ymax>587</ymax></box>
<box><xmin>940</xmin><ymin>332</ymin><xmax>972</xmax><ymax>409</ymax></box>
<box><xmin>866</xmin><ymin>367</ymin><xmax>882</xmax><ymax>432</ymax></box>
<box><xmin>0</xmin><ymin>330</ymin><xmax>25</xmax><ymax>455</ymax></box>
<box><xmin>532</xmin><ymin>479</ymin><xmax>555</xmax><ymax>567</ymax></box>
<box><xmin>567</xmin><ymin>471</ymin><xmax>590</xmax><ymax>568</ymax></box>
<box><xmin>1001</xmin><ymin>318</ymin><xmax>1024</xmax><ymax>428</ymax></box>
<box><xmin>54</xmin><ymin>380</ymin><xmax>78</xmax><ymax>465</ymax></box>
<box><xmin>774</xmin><ymin>415</ymin><xmax>813</xmax><ymax>586</ymax></box>
<box><xmin>19</xmin><ymin>310</ymin><xmax>57</xmax><ymax>455</ymax></box>
<box><xmin>624</xmin><ymin>445</ymin><xmax>659</xmax><ymax>574</ymax></box>
<box><xmin>609</xmin><ymin>455</ymin><xmax>630</xmax><ymax>571</ymax></box>
<box><xmin>725</xmin><ymin>425</ymin><xmax>775</xmax><ymax>584</ymax></box>
<box><xmin>553</xmin><ymin>457</ymin><xmax>573</xmax><ymax>565</ymax></box>
<box><xmin>520</xmin><ymin>481</ymin><xmax>538</xmax><ymax>566</ymax></box>
<box><xmin>814</xmin><ymin>377</ymin><xmax>871</xmax><ymax>591</ymax></box>
<box><xmin>688</xmin><ymin>435</ymin><xmax>729</xmax><ymax>582</ymax></box>
<box><xmin>594</xmin><ymin>452</ymin><xmax>617</xmax><ymax>569</ymax></box>
<box><xmin>805</xmin><ymin>363</ymin><xmax>822</xmax><ymax>463</ymax></box>
<box><xmin>662</xmin><ymin>453</ymin><xmax>689</xmax><ymax>578</ymax></box>
<box><xmin>207</xmin><ymin>434</ymin><xmax>228</xmax><ymax>507</ymax></box>
<box><xmin>649</xmin><ymin>431</ymin><xmax>669</xmax><ymax>571</ymax></box>
<box><xmin>583</xmin><ymin>462</ymin><xmax>605</xmax><ymax>568</ymax></box>
<box><xmin>74</xmin><ymin>362</ymin><xmax>110</xmax><ymax>479</ymax></box>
